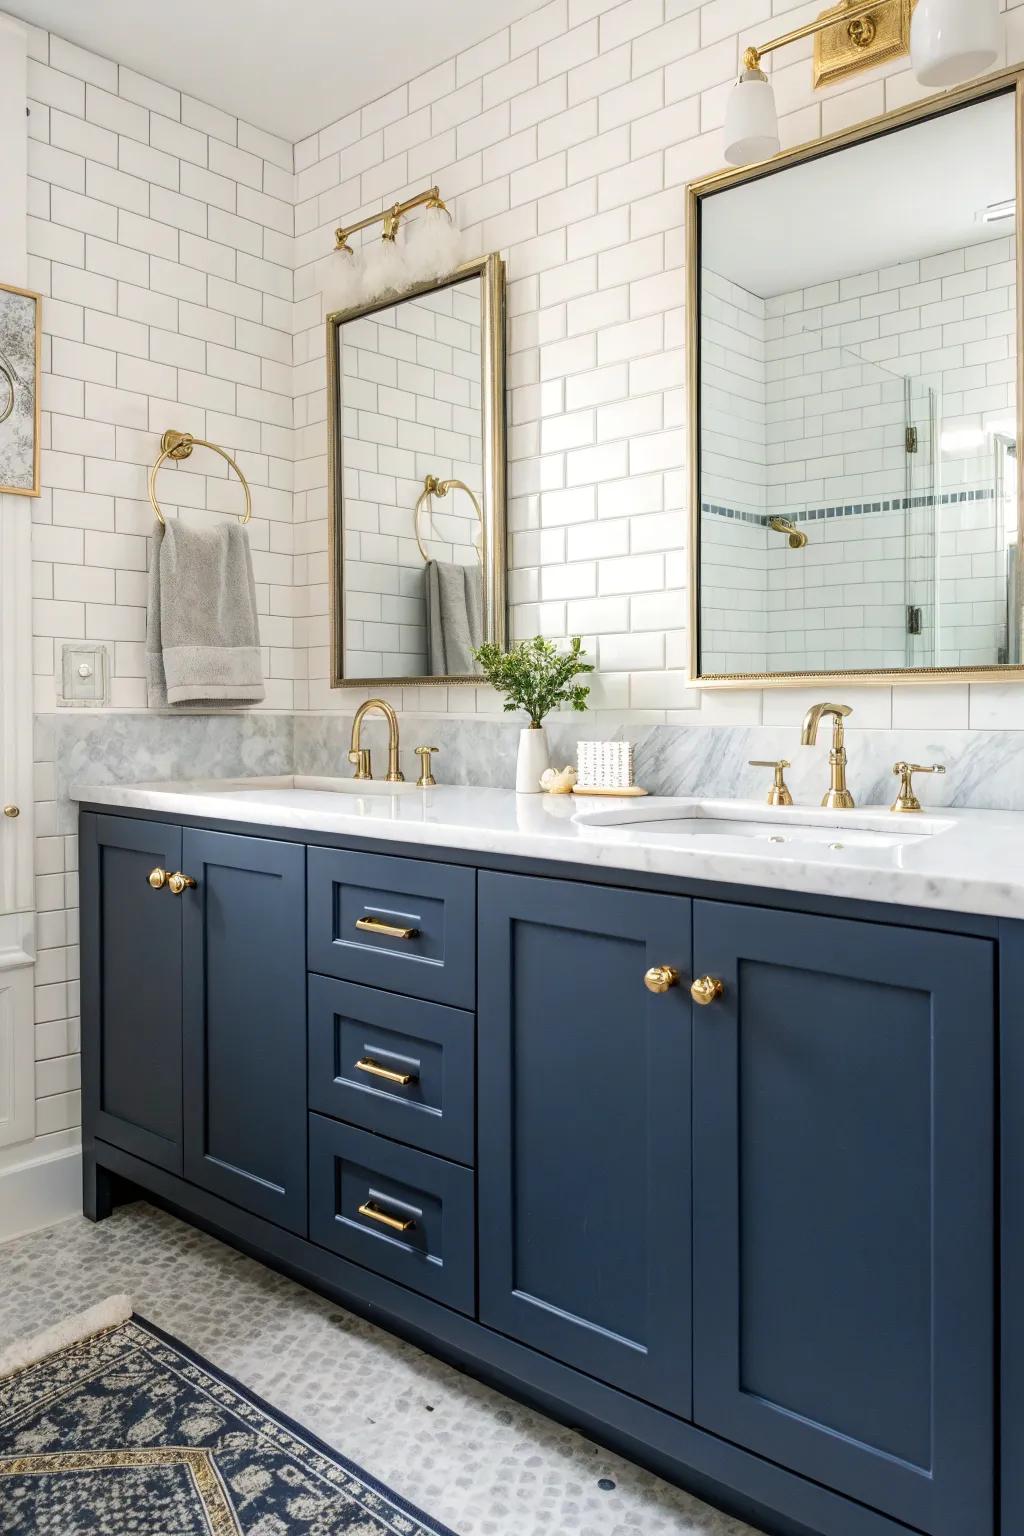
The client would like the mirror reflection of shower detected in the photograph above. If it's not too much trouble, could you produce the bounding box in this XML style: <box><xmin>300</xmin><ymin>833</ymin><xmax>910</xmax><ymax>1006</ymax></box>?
<box><xmin>696</xmin><ymin>89</ymin><xmax>1017</xmax><ymax>679</ymax></box>
<box><xmin>769</xmin><ymin>516</ymin><xmax>808</xmax><ymax>549</ymax></box>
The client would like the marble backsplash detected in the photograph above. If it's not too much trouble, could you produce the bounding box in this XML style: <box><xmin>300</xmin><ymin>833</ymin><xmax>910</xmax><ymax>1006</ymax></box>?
<box><xmin>295</xmin><ymin>713</ymin><xmax>1024</xmax><ymax>813</ymax></box>
<box><xmin>42</xmin><ymin>711</ymin><xmax>294</xmax><ymax>833</ymax></box>
<box><xmin>42</xmin><ymin>708</ymin><xmax>1024</xmax><ymax>822</ymax></box>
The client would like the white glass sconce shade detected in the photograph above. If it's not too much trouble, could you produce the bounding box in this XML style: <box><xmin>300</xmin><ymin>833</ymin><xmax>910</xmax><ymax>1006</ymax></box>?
<box><xmin>723</xmin><ymin>68</ymin><xmax>781</xmax><ymax>168</ymax></box>
<box><xmin>911</xmin><ymin>0</ymin><xmax>1000</xmax><ymax>88</ymax></box>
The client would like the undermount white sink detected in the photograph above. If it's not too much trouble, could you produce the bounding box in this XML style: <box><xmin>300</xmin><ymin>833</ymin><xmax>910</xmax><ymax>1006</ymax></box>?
<box><xmin>573</xmin><ymin>801</ymin><xmax>957</xmax><ymax>864</ymax></box>
<box><xmin>618</xmin><ymin>816</ymin><xmax>909</xmax><ymax>849</ymax></box>
<box><xmin>202</xmin><ymin>777</ymin><xmax>425</xmax><ymax>803</ymax></box>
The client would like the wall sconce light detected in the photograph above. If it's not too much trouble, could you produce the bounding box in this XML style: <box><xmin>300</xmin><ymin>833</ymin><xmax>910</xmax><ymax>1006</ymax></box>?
<box><xmin>725</xmin><ymin>0</ymin><xmax>1000</xmax><ymax>167</ymax></box>
<box><xmin>322</xmin><ymin>185</ymin><xmax>466</xmax><ymax>314</ymax></box>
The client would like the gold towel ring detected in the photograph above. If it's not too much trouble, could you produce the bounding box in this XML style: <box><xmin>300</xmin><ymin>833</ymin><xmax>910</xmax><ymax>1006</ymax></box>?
<box><xmin>148</xmin><ymin>429</ymin><xmax>252</xmax><ymax>527</ymax></box>
<box><xmin>414</xmin><ymin>473</ymin><xmax>483</xmax><ymax>563</ymax></box>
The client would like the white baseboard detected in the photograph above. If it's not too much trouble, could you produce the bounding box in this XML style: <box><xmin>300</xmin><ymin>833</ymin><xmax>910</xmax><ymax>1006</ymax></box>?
<box><xmin>0</xmin><ymin>1144</ymin><xmax>82</xmax><ymax>1242</ymax></box>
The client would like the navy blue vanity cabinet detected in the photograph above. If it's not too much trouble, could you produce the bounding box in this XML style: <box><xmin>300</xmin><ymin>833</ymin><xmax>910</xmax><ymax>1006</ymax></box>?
<box><xmin>181</xmin><ymin>829</ymin><xmax>307</xmax><ymax>1234</ymax></box>
<box><xmin>81</xmin><ymin>814</ymin><xmax>185</xmax><ymax>1173</ymax></box>
<box><xmin>82</xmin><ymin>807</ymin><xmax>1012</xmax><ymax>1536</ymax></box>
<box><xmin>477</xmin><ymin>871</ymin><xmax>693</xmax><ymax>1418</ymax></box>
<box><xmin>690</xmin><ymin>900</ymin><xmax>995</xmax><ymax>1536</ymax></box>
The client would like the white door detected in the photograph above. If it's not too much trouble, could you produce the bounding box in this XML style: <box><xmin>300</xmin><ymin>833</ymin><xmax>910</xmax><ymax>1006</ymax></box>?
<box><xmin>0</xmin><ymin>15</ymin><xmax>36</xmax><ymax>1151</ymax></box>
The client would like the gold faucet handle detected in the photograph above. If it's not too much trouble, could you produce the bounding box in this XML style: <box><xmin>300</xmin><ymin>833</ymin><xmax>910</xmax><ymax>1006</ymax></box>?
<box><xmin>891</xmin><ymin>762</ymin><xmax>946</xmax><ymax>814</ymax></box>
<box><xmin>749</xmin><ymin>760</ymin><xmax>794</xmax><ymax>807</ymax></box>
<box><xmin>415</xmin><ymin>746</ymin><xmax>439</xmax><ymax>788</ymax></box>
<box><xmin>348</xmin><ymin>747</ymin><xmax>372</xmax><ymax>780</ymax></box>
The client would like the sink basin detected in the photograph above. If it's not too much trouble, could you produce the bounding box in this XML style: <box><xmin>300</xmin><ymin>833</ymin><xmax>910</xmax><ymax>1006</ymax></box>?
<box><xmin>573</xmin><ymin>800</ymin><xmax>956</xmax><ymax>866</ymax></box>
<box><xmin>624</xmin><ymin>816</ymin><xmax>909</xmax><ymax>850</ymax></box>
<box><xmin>201</xmin><ymin>777</ymin><xmax>425</xmax><ymax>804</ymax></box>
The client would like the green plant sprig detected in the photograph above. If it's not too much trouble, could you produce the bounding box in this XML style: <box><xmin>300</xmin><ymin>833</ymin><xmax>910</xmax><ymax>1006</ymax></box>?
<box><xmin>472</xmin><ymin>636</ymin><xmax>593</xmax><ymax>727</ymax></box>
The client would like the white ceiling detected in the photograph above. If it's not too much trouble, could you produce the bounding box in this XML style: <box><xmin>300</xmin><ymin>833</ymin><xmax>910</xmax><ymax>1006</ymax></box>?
<box><xmin>6</xmin><ymin>0</ymin><xmax>543</xmax><ymax>143</ymax></box>
<box><xmin>703</xmin><ymin>93</ymin><xmax>1017</xmax><ymax>297</ymax></box>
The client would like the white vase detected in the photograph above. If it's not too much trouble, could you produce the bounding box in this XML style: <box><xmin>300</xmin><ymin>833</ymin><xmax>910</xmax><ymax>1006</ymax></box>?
<box><xmin>515</xmin><ymin>726</ymin><xmax>550</xmax><ymax>794</ymax></box>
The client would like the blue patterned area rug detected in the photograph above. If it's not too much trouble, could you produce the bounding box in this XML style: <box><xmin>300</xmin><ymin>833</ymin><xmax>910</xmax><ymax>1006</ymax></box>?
<box><xmin>0</xmin><ymin>1313</ymin><xmax>457</xmax><ymax>1535</ymax></box>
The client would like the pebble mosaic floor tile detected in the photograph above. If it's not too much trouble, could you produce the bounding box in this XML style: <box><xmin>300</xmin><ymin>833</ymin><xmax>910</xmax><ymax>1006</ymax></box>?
<box><xmin>0</xmin><ymin>1202</ymin><xmax>763</xmax><ymax>1536</ymax></box>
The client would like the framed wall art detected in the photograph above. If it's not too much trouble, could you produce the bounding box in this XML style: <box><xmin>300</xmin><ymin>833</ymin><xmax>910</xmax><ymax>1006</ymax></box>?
<box><xmin>0</xmin><ymin>282</ymin><xmax>40</xmax><ymax>498</ymax></box>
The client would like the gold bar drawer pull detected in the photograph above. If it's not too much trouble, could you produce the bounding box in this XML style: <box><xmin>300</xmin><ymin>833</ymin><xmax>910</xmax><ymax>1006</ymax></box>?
<box><xmin>355</xmin><ymin>1056</ymin><xmax>417</xmax><ymax>1086</ymax></box>
<box><xmin>355</xmin><ymin>915</ymin><xmax>419</xmax><ymax>940</ymax></box>
<box><xmin>358</xmin><ymin>1199</ymin><xmax>416</xmax><ymax>1233</ymax></box>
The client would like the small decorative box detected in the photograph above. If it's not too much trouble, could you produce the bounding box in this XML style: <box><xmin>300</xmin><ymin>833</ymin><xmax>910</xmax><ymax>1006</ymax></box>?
<box><xmin>573</xmin><ymin>741</ymin><xmax>647</xmax><ymax>796</ymax></box>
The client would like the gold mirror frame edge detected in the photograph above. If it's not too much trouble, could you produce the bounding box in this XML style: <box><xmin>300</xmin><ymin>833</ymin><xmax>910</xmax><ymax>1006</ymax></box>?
<box><xmin>326</xmin><ymin>252</ymin><xmax>507</xmax><ymax>690</ymax></box>
<box><xmin>686</xmin><ymin>63</ymin><xmax>1024</xmax><ymax>691</ymax></box>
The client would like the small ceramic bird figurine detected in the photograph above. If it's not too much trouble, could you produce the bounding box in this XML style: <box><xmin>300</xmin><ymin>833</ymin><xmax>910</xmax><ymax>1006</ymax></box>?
<box><xmin>540</xmin><ymin>765</ymin><xmax>578</xmax><ymax>795</ymax></box>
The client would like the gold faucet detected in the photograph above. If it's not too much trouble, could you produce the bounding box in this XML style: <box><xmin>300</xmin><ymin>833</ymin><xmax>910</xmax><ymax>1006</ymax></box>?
<box><xmin>349</xmin><ymin>699</ymin><xmax>404</xmax><ymax>783</ymax></box>
<box><xmin>801</xmin><ymin>702</ymin><xmax>854</xmax><ymax>809</ymax></box>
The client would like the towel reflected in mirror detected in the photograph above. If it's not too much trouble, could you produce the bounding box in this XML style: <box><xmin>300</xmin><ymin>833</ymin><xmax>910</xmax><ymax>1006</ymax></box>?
<box><xmin>425</xmin><ymin>560</ymin><xmax>483</xmax><ymax>676</ymax></box>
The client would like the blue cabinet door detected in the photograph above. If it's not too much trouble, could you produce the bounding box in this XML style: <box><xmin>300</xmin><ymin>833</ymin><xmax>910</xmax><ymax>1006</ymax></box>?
<box><xmin>181</xmin><ymin>829</ymin><xmax>307</xmax><ymax>1234</ymax></box>
<box><xmin>478</xmin><ymin>872</ymin><xmax>692</xmax><ymax>1417</ymax></box>
<box><xmin>691</xmin><ymin>901</ymin><xmax>994</xmax><ymax>1536</ymax></box>
<box><xmin>81</xmin><ymin>814</ymin><xmax>184</xmax><ymax>1173</ymax></box>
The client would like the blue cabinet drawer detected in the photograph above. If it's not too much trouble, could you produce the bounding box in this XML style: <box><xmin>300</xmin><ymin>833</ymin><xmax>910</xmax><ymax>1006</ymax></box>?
<box><xmin>309</xmin><ymin>1115</ymin><xmax>474</xmax><ymax>1315</ymax></box>
<box><xmin>308</xmin><ymin>975</ymin><xmax>474</xmax><ymax>1165</ymax></box>
<box><xmin>308</xmin><ymin>847</ymin><xmax>475</xmax><ymax>1009</ymax></box>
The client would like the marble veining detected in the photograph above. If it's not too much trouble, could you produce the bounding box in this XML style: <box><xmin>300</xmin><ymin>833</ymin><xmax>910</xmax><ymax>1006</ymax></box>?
<box><xmin>41</xmin><ymin>711</ymin><xmax>1024</xmax><ymax>833</ymax></box>
<box><xmin>294</xmin><ymin>711</ymin><xmax>1024</xmax><ymax>813</ymax></box>
<box><xmin>41</xmin><ymin>712</ymin><xmax>294</xmax><ymax>834</ymax></box>
<box><xmin>70</xmin><ymin>776</ymin><xmax>1024</xmax><ymax>920</ymax></box>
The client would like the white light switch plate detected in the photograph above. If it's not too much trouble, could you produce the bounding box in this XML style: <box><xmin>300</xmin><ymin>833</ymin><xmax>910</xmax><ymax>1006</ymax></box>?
<box><xmin>59</xmin><ymin>644</ymin><xmax>109</xmax><ymax>706</ymax></box>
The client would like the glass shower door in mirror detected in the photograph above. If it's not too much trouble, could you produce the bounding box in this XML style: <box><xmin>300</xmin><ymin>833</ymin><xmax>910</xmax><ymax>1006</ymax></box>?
<box><xmin>693</xmin><ymin>85</ymin><xmax>1019</xmax><ymax>685</ymax></box>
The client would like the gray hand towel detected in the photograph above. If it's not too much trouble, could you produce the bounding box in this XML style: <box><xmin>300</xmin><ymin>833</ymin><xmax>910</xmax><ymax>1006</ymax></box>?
<box><xmin>425</xmin><ymin>560</ymin><xmax>483</xmax><ymax>675</ymax></box>
<box><xmin>146</xmin><ymin>520</ymin><xmax>265</xmax><ymax>707</ymax></box>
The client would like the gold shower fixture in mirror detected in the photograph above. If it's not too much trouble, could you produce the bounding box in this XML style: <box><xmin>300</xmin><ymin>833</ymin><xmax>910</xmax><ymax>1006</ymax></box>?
<box><xmin>769</xmin><ymin>518</ymin><xmax>809</xmax><ymax>550</ymax></box>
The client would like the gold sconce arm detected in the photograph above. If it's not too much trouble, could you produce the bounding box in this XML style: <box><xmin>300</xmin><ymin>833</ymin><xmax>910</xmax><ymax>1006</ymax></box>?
<box><xmin>744</xmin><ymin>0</ymin><xmax>896</xmax><ymax>70</ymax></box>
<box><xmin>335</xmin><ymin>186</ymin><xmax>447</xmax><ymax>250</ymax></box>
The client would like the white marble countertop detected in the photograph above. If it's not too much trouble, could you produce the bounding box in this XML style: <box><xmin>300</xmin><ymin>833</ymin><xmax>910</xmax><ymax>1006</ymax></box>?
<box><xmin>71</xmin><ymin>775</ymin><xmax>1024</xmax><ymax>921</ymax></box>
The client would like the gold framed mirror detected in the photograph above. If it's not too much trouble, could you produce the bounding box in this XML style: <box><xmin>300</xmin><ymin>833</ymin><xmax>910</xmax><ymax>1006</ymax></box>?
<box><xmin>327</xmin><ymin>252</ymin><xmax>506</xmax><ymax>687</ymax></box>
<box><xmin>688</xmin><ymin>68</ymin><xmax>1023</xmax><ymax>688</ymax></box>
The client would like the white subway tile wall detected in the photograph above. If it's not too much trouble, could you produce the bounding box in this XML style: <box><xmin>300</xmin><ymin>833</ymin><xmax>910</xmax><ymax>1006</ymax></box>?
<box><xmin>20</xmin><ymin>2</ymin><xmax>1024</xmax><ymax>1154</ymax></box>
<box><xmin>26</xmin><ymin>25</ymin><xmax>299</xmax><ymax>724</ymax></box>
<box><xmin>292</xmin><ymin>0</ymin><xmax>1024</xmax><ymax>720</ymax></box>
<box><xmin>24</xmin><ymin>25</ymin><xmax>298</xmax><ymax>1160</ymax></box>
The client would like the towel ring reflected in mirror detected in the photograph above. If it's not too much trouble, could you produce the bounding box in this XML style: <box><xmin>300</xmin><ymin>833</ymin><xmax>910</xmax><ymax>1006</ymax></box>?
<box><xmin>148</xmin><ymin>429</ymin><xmax>253</xmax><ymax>527</ymax></box>
<box><xmin>0</xmin><ymin>352</ymin><xmax>16</xmax><ymax>426</ymax></box>
<box><xmin>414</xmin><ymin>473</ymin><xmax>483</xmax><ymax>564</ymax></box>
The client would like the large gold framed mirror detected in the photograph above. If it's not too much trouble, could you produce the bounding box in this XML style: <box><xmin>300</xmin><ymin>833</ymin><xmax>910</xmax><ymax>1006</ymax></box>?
<box><xmin>327</xmin><ymin>253</ymin><xmax>506</xmax><ymax>687</ymax></box>
<box><xmin>688</xmin><ymin>69</ymin><xmax>1023</xmax><ymax>688</ymax></box>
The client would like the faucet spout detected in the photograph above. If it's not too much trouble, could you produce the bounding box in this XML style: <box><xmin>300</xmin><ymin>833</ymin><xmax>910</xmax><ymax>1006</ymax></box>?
<box><xmin>800</xmin><ymin>702</ymin><xmax>854</xmax><ymax>808</ymax></box>
<box><xmin>801</xmin><ymin>701</ymin><xmax>851</xmax><ymax>747</ymax></box>
<box><xmin>349</xmin><ymin>699</ymin><xmax>404</xmax><ymax>783</ymax></box>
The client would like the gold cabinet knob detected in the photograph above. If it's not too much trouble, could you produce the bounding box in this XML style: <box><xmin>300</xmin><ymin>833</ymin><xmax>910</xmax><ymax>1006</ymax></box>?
<box><xmin>690</xmin><ymin>975</ymin><xmax>725</xmax><ymax>1007</ymax></box>
<box><xmin>167</xmin><ymin>871</ymin><xmax>197</xmax><ymax>895</ymax></box>
<box><xmin>644</xmin><ymin>965</ymin><xmax>681</xmax><ymax>994</ymax></box>
<box><xmin>147</xmin><ymin>867</ymin><xmax>170</xmax><ymax>890</ymax></box>
<box><xmin>3</xmin><ymin>804</ymin><xmax>19</xmax><ymax>818</ymax></box>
